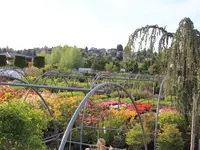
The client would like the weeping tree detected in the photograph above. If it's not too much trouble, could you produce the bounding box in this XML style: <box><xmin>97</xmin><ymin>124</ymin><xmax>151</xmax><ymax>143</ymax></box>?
<box><xmin>125</xmin><ymin>17</ymin><xmax>200</xmax><ymax>149</ymax></box>
<box><xmin>125</xmin><ymin>17</ymin><xmax>200</xmax><ymax>117</ymax></box>
<box><xmin>168</xmin><ymin>18</ymin><xmax>200</xmax><ymax>121</ymax></box>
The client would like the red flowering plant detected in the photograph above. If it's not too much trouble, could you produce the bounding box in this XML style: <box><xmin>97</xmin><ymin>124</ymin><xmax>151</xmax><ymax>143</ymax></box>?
<box><xmin>83</xmin><ymin>99</ymin><xmax>110</xmax><ymax>125</ymax></box>
<box><xmin>128</xmin><ymin>102</ymin><xmax>152</xmax><ymax>114</ymax></box>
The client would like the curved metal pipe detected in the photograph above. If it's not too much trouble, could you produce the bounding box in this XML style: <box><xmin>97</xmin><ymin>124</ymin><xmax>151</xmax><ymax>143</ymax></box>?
<box><xmin>24</xmin><ymin>70</ymin><xmax>71</xmax><ymax>101</ymax></box>
<box><xmin>90</xmin><ymin>74</ymin><xmax>113</xmax><ymax>89</ymax></box>
<box><xmin>79</xmin><ymin>84</ymin><xmax>122</xmax><ymax>149</ymax></box>
<box><xmin>59</xmin><ymin>82</ymin><xmax>148</xmax><ymax>150</ymax></box>
<box><xmin>0</xmin><ymin>75</ymin><xmax>53</xmax><ymax>117</ymax></box>
<box><xmin>154</xmin><ymin>78</ymin><xmax>165</xmax><ymax>150</ymax></box>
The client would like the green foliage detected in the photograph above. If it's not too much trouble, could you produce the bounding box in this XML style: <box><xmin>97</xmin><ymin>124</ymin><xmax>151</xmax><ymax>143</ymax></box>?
<box><xmin>105</xmin><ymin>62</ymin><xmax>119</xmax><ymax>72</ymax></box>
<box><xmin>0</xmin><ymin>55</ymin><xmax>7</xmax><ymax>66</ymax></box>
<box><xmin>167</xmin><ymin>18</ymin><xmax>200</xmax><ymax>121</ymax></box>
<box><xmin>59</xmin><ymin>46</ymin><xmax>83</xmax><ymax>71</ymax></box>
<box><xmin>148</xmin><ymin>63</ymin><xmax>160</xmax><ymax>75</ymax></box>
<box><xmin>126</xmin><ymin>124</ymin><xmax>151</xmax><ymax>150</ymax></box>
<box><xmin>91</xmin><ymin>55</ymin><xmax>108</xmax><ymax>71</ymax></box>
<box><xmin>98</xmin><ymin>116</ymin><xmax>124</xmax><ymax>144</ymax></box>
<box><xmin>38</xmin><ymin>45</ymin><xmax>83</xmax><ymax>71</ymax></box>
<box><xmin>158</xmin><ymin>111</ymin><xmax>187</xmax><ymax>133</ymax></box>
<box><xmin>139</xmin><ymin>59</ymin><xmax>151</xmax><ymax>73</ymax></box>
<box><xmin>121</xmin><ymin>60</ymin><xmax>139</xmax><ymax>73</ymax></box>
<box><xmin>14</xmin><ymin>56</ymin><xmax>28</xmax><ymax>68</ymax></box>
<box><xmin>157</xmin><ymin>124</ymin><xmax>184</xmax><ymax>150</ymax></box>
<box><xmin>123</xmin><ymin>46</ymin><xmax>132</xmax><ymax>60</ymax></box>
<box><xmin>38</xmin><ymin>50</ymin><xmax>51</xmax><ymax>65</ymax></box>
<box><xmin>33</xmin><ymin>56</ymin><xmax>45</xmax><ymax>68</ymax></box>
<box><xmin>50</xmin><ymin>46</ymin><xmax>62</xmax><ymax>65</ymax></box>
<box><xmin>83</xmin><ymin>56</ymin><xmax>94</xmax><ymax>68</ymax></box>
<box><xmin>0</xmin><ymin>101</ymin><xmax>48</xmax><ymax>150</ymax></box>
<box><xmin>24</xmin><ymin>67</ymin><xmax>43</xmax><ymax>77</ymax></box>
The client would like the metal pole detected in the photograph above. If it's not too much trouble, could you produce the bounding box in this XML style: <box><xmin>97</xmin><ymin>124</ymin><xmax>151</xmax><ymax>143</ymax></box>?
<box><xmin>0</xmin><ymin>82</ymin><xmax>106</xmax><ymax>94</ymax></box>
<box><xmin>198</xmin><ymin>138</ymin><xmax>200</xmax><ymax>150</ymax></box>
<box><xmin>154</xmin><ymin>78</ymin><xmax>165</xmax><ymax>150</ymax></box>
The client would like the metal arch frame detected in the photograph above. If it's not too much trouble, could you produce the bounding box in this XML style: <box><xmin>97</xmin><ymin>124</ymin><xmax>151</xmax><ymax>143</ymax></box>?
<box><xmin>90</xmin><ymin>74</ymin><xmax>114</xmax><ymax>89</ymax></box>
<box><xmin>129</xmin><ymin>74</ymin><xmax>166</xmax><ymax>150</ymax></box>
<box><xmin>154</xmin><ymin>78</ymin><xmax>165</xmax><ymax>150</ymax></box>
<box><xmin>33</xmin><ymin>70</ymin><xmax>71</xmax><ymax>87</ymax></box>
<box><xmin>0</xmin><ymin>75</ymin><xmax>54</xmax><ymax>118</ymax></box>
<box><xmin>90</xmin><ymin>73</ymin><xmax>122</xmax><ymax>109</ymax></box>
<box><xmin>0</xmin><ymin>68</ymin><xmax>30</xmax><ymax>83</ymax></box>
<box><xmin>59</xmin><ymin>82</ymin><xmax>148</xmax><ymax>150</ymax></box>
<box><xmin>79</xmin><ymin>84</ymin><xmax>122</xmax><ymax>150</ymax></box>
<box><xmin>24</xmin><ymin>70</ymin><xmax>71</xmax><ymax>101</ymax></box>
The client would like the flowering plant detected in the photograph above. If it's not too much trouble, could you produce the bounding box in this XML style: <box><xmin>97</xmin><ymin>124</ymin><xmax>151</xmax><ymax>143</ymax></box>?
<box><xmin>128</xmin><ymin>102</ymin><xmax>152</xmax><ymax>114</ymax></box>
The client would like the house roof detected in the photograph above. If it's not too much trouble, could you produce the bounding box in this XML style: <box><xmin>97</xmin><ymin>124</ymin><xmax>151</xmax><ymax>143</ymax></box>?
<box><xmin>0</xmin><ymin>52</ymin><xmax>15</xmax><ymax>58</ymax></box>
<box><xmin>0</xmin><ymin>52</ymin><xmax>34</xmax><ymax>59</ymax></box>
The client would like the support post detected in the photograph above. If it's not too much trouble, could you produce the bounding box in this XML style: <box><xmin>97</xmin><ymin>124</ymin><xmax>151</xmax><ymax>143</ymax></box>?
<box><xmin>190</xmin><ymin>93</ymin><xmax>198</xmax><ymax>150</ymax></box>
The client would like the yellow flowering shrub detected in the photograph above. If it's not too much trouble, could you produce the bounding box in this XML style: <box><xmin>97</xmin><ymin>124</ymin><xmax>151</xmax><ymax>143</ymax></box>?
<box><xmin>48</xmin><ymin>96</ymin><xmax>83</xmax><ymax>127</ymax></box>
<box><xmin>111</xmin><ymin>109</ymin><xmax>137</xmax><ymax>123</ymax></box>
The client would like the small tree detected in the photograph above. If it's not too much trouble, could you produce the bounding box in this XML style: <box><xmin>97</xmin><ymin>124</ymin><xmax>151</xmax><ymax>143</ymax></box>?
<box><xmin>117</xmin><ymin>44</ymin><xmax>123</xmax><ymax>51</ymax></box>
<box><xmin>33</xmin><ymin>56</ymin><xmax>45</xmax><ymax>68</ymax></box>
<box><xmin>0</xmin><ymin>55</ymin><xmax>7</xmax><ymax>66</ymax></box>
<box><xmin>14</xmin><ymin>56</ymin><xmax>28</xmax><ymax>68</ymax></box>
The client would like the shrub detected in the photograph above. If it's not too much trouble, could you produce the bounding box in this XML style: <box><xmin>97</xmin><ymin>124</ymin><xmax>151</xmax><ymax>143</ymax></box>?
<box><xmin>0</xmin><ymin>86</ymin><xmax>24</xmax><ymax>102</ymax></box>
<box><xmin>126</xmin><ymin>124</ymin><xmax>151</xmax><ymax>150</ymax></box>
<box><xmin>14</xmin><ymin>56</ymin><xmax>28</xmax><ymax>68</ymax></box>
<box><xmin>33</xmin><ymin>56</ymin><xmax>45</xmax><ymax>68</ymax></box>
<box><xmin>158</xmin><ymin>111</ymin><xmax>186</xmax><ymax>133</ymax></box>
<box><xmin>0</xmin><ymin>101</ymin><xmax>48</xmax><ymax>150</ymax></box>
<box><xmin>157</xmin><ymin>124</ymin><xmax>184</xmax><ymax>150</ymax></box>
<box><xmin>141</xmin><ymin>112</ymin><xmax>156</xmax><ymax>132</ymax></box>
<box><xmin>24</xmin><ymin>67</ymin><xmax>43</xmax><ymax>77</ymax></box>
<box><xmin>0</xmin><ymin>55</ymin><xmax>7</xmax><ymax>66</ymax></box>
<box><xmin>48</xmin><ymin>96</ymin><xmax>82</xmax><ymax>128</ymax></box>
<box><xmin>98</xmin><ymin>109</ymin><xmax>137</xmax><ymax>147</ymax></box>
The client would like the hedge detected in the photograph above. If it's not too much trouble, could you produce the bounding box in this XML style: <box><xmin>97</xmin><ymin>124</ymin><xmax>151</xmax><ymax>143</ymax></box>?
<box><xmin>33</xmin><ymin>56</ymin><xmax>45</xmax><ymax>68</ymax></box>
<box><xmin>14</xmin><ymin>56</ymin><xmax>28</xmax><ymax>68</ymax></box>
<box><xmin>0</xmin><ymin>55</ymin><xmax>7</xmax><ymax>66</ymax></box>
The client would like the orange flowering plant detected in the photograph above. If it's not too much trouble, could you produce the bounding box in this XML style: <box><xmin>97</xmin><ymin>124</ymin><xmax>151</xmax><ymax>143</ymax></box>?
<box><xmin>0</xmin><ymin>86</ymin><xmax>24</xmax><ymax>103</ymax></box>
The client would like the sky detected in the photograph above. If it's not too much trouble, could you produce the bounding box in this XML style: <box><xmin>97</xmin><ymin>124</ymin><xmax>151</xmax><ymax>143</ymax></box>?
<box><xmin>0</xmin><ymin>0</ymin><xmax>200</xmax><ymax>50</ymax></box>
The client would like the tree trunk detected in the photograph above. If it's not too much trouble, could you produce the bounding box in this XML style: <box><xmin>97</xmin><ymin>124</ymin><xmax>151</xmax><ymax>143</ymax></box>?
<box><xmin>190</xmin><ymin>93</ymin><xmax>198</xmax><ymax>150</ymax></box>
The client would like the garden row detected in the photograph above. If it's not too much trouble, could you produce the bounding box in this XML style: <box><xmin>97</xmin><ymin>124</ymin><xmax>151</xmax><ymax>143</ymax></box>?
<box><xmin>0</xmin><ymin>84</ymin><xmax>190</xmax><ymax>150</ymax></box>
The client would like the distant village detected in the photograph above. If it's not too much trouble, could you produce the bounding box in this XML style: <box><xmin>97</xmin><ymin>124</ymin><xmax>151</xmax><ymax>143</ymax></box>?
<box><xmin>0</xmin><ymin>45</ymin><xmax>124</xmax><ymax>62</ymax></box>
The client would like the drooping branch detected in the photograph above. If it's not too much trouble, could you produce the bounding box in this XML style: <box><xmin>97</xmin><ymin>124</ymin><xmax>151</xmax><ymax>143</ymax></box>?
<box><xmin>126</xmin><ymin>25</ymin><xmax>174</xmax><ymax>56</ymax></box>
<box><xmin>158</xmin><ymin>32</ymin><xmax>174</xmax><ymax>53</ymax></box>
